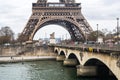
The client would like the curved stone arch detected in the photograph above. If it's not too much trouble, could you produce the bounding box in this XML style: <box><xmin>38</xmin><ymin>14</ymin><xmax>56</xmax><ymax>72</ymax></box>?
<box><xmin>67</xmin><ymin>53</ymin><xmax>81</xmax><ymax>65</ymax></box>
<box><xmin>54</xmin><ymin>49</ymin><xmax>58</xmax><ymax>54</ymax></box>
<box><xmin>54</xmin><ymin>47</ymin><xmax>59</xmax><ymax>54</ymax></box>
<box><xmin>81</xmin><ymin>54</ymin><xmax>119</xmax><ymax>79</ymax></box>
<box><xmin>29</xmin><ymin>17</ymin><xmax>85</xmax><ymax>41</ymax></box>
<box><xmin>83</xmin><ymin>58</ymin><xmax>102</xmax><ymax>66</ymax></box>
<box><xmin>59</xmin><ymin>50</ymin><xmax>66</xmax><ymax>56</ymax></box>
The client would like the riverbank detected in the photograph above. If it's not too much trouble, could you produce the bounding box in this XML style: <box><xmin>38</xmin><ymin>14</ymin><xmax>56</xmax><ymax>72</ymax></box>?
<box><xmin>0</xmin><ymin>56</ymin><xmax>57</xmax><ymax>64</ymax></box>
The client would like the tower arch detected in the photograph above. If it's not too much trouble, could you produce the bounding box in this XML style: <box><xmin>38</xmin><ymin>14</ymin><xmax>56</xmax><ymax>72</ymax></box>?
<box><xmin>33</xmin><ymin>24</ymin><xmax>71</xmax><ymax>40</ymax></box>
<box><xmin>30</xmin><ymin>18</ymin><xmax>86</xmax><ymax>41</ymax></box>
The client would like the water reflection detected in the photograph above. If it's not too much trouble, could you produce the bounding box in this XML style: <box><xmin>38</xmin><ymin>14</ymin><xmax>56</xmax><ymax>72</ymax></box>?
<box><xmin>0</xmin><ymin>61</ymin><xmax>115</xmax><ymax>80</ymax></box>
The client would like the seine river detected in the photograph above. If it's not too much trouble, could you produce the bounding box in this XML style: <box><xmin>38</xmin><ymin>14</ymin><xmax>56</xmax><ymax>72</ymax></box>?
<box><xmin>0</xmin><ymin>60</ymin><xmax>115</xmax><ymax>80</ymax></box>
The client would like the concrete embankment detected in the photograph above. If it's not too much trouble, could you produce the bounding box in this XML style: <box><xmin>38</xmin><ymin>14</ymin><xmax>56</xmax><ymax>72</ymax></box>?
<box><xmin>0</xmin><ymin>56</ymin><xmax>56</xmax><ymax>63</ymax></box>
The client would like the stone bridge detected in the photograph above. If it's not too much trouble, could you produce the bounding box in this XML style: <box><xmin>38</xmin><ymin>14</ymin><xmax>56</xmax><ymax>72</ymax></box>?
<box><xmin>54</xmin><ymin>46</ymin><xmax>120</xmax><ymax>80</ymax></box>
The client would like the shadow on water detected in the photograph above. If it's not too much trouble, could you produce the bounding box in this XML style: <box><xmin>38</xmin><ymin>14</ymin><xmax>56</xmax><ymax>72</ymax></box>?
<box><xmin>77</xmin><ymin>76</ymin><xmax>117</xmax><ymax>80</ymax></box>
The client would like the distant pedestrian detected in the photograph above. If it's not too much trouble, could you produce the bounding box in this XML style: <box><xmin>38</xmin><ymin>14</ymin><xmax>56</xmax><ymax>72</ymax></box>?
<box><xmin>22</xmin><ymin>57</ymin><xmax>24</xmax><ymax>64</ymax></box>
<box><xmin>11</xmin><ymin>56</ymin><xmax>12</xmax><ymax>59</ymax></box>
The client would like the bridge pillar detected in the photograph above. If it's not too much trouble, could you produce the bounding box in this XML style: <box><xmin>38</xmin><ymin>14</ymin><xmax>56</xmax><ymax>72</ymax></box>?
<box><xmin>56</xmin><ymin>55</ymin><xmax>65</xmax><ymax>61</ymax></box>
<box><xmin>77</xmin><ymin>65</ymin><xmax>97</xmax><ymax>77</ymax></box>
<box><xmin>63</xmin><ymin>59</ymin><xmax>78</xmax><ymax>66</ymax></box>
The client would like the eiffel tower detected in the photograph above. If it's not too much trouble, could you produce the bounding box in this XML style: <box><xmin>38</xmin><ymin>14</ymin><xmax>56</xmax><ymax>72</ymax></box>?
<box><xmin>18</xmin><ymin>0</ymin><xmax>93</xmax><ymax>42</ymax></box>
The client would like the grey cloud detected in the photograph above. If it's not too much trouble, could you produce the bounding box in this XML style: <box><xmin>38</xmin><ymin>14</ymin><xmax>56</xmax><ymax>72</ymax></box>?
<box><xmin>101</xmin><ymin>0</ymin><xmax>120</xmax><ymax>5</ymax></box>
<box><xmin>0</xmin><ymin>0</ymin><xmax>120</xmax><ymax>34</ymax></box>
<box><xmin>81</xmin><ymin>0</ymin><xmax>120</xmax><ymax>21</ymax></box>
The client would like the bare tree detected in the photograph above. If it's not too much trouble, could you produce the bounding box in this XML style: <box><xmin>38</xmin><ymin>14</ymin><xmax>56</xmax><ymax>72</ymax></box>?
<box><xmin>88</xmin><ymin>30</ymin><xmax>104</xmax><ymax>41</ymax></box>
<box><xmin>0</xmin><ymin>26</ymin><xmax>14</xmax><ymax>44</ymax></box>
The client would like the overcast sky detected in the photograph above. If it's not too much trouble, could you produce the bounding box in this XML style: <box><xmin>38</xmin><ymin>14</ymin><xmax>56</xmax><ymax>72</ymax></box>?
<box><xmin>0</xmin><ymin>0</ymin><xmax>120</xmax><ymax>39</ymax></box>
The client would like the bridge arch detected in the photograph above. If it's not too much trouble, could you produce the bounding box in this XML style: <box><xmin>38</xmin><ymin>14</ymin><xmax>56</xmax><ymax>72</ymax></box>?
<box><xmin>30</xmin><ymin>17</ymin><xmax>85</xmax><ymax>41</ymax></box>
<box><xmin>55</xmin><ymin>49</ymin><xmax>58</xmax><ymax>54</ymax></box>
<box><xmin>83</xmin><ymin>58</ymin><xmax>117</xmax><ymax>79</ymax></box>
<box><xmin>55</xmin><ymin>46</ymin><xmax>120</xmax><ymax>80</ymax></box>
<box><xmin>59</xmin><ymin>51</ymin><xmax>66</xmax><ymax>56</ymax></box>
<box><xmin>67</xmin><ymin>53</ymin><xmax>80</xmax><ymax>65</ymax></box>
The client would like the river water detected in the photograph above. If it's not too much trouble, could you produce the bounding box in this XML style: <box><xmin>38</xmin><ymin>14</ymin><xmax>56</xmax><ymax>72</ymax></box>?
<box><xmin>0</xmin><ymin>60</ymin><xmax>115</xmax><ymax>80</ymax></box>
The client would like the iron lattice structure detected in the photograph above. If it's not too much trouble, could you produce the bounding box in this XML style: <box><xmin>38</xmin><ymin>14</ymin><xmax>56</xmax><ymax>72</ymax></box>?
<box><xmin>18</xmin><ymin>0</ymin><xmax>93</xmax><ymax>42</ymax></box>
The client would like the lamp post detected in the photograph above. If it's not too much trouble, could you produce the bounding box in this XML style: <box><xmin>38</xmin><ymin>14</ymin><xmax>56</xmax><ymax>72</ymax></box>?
<box><xmin>97</xmin><ymin>24</ymin><xmax>99</xmax><ymax>43</ymax></box>
<box><xmin>117</xmin><ymin>18</ymin><xmax>119</xmax><ymax>44</ymax></box>
<box><xmin>109</xmin><ymin>31</ymin><xmax>112</xmax><ymax>43</ymax></box>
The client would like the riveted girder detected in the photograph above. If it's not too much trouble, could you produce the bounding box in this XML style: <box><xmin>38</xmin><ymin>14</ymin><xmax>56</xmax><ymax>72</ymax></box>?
<box><xmin>18</xmin><ymin>0</ymin><xmax>93</xmax><ymax>42</ymax></box>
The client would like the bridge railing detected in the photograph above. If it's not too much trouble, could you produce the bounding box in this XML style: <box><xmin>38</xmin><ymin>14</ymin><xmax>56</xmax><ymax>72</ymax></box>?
<box><xmin>80</xmin><ymin>44</ymin><xmax>120</xmax><ymax>51</ymax></box>
<box><xmin>55</xmin><ymin>43</ymin><xmax>120</xmax><ymax>52</ymax></box>
<box><xmin>84</xmin><ymin>44</ymin><xmax>120</xmax><ymax>51</ymax></box>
